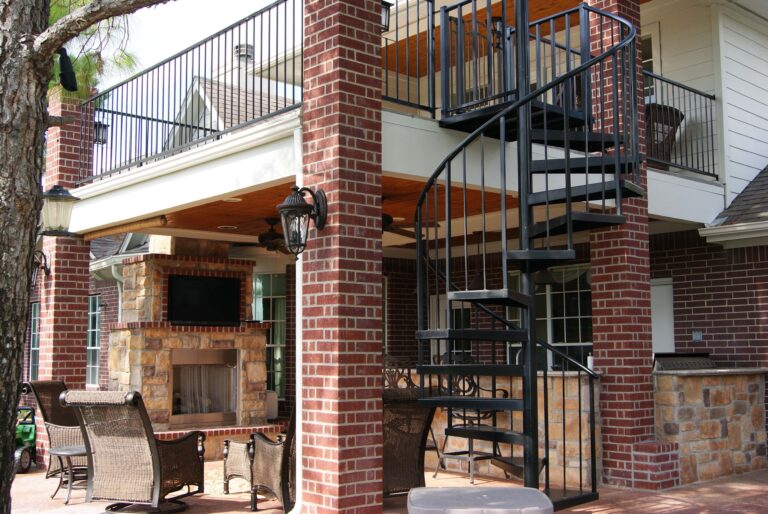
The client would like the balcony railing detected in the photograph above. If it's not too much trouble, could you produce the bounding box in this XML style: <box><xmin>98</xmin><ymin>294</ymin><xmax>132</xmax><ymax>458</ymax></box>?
<box><xmin>381</xmin><ymin>0</ymin><xmax>435</xmax><ymax>114</ymax></box>
<box><xmin>78</xmin><ymin>0</ymin><xmax>302</xmax><ymax>183</ymax></box>
<box><xmin>643</xmin><ymin>70</ymin><xmax>717</xmax><ymax>178</ymax></box>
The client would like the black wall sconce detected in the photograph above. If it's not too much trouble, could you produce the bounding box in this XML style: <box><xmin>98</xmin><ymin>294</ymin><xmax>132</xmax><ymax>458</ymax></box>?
<box><xmin>276</xmin><ymin>186</ymin><xmax>327</xmax><ymax>258</ymax></box>
<box><xmin>31</xmin><ymin>250</ymin><xmax>51</xmax><ymax>285</ymax></box>
<box><xmin>381</xmin><ymin>0</ymin><xmax>393</xmax><ymax>32</ymax></box>
<box><xmin>93</xmin><ymin>121</ymin><xmax>109</xmax><ymax>145</ymax></box>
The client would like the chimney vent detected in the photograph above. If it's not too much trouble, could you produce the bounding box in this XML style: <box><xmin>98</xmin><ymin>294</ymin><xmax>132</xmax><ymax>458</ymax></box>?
<box><xmin>234</xmin><ymin>43</ymin><xmax>254</xmax><ymax>61</ymax></box>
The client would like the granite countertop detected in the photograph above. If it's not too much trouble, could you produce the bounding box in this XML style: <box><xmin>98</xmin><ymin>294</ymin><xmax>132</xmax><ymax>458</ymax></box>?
<box><xmin>653</xmin><ymin>367</ymin><xmax>768</xmax><ymax>376</ymax></box>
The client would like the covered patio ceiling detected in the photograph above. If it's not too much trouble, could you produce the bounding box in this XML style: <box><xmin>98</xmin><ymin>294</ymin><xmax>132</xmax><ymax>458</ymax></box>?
<box><xmin>107</xmin><ymin>175</ymin><xmax>517</xmax><ymax>248</ymax></box>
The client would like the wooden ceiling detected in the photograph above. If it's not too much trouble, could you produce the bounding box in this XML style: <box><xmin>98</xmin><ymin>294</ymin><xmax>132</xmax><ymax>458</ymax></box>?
<box><xmin>129</xmin><ymin>176</ymin><xmax>516</xmax><ymax>245</ymax></box>
<box><xmin>382</xmin><ymin>0</ymin><xmax>653</xmax><ymax>77</ymax></box>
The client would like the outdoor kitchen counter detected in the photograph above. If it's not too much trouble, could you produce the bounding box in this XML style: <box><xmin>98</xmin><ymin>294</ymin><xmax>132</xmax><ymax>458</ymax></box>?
<box><xmin>653</xmin><ymin>367</ymin><xmax>768</xmax><ymax>484</ymax></box>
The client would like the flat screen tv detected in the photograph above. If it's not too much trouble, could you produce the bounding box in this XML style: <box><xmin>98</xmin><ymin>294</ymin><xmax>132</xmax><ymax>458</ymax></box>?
<box><xmin>168</xmin><ymin>275</ymin><xmax>241</xmax><ymax>326</ymax></box>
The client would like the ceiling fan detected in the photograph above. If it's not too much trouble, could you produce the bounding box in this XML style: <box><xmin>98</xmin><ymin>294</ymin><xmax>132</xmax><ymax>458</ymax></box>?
<box><xmin>382</xmin><ymin>212</ymin><xmax>418</xmax><ymax>239</ymax></box>
<box><xmin>255</xmin><ymin>218</ymin><xmax>290</xmax><ymax>253</ymax></box>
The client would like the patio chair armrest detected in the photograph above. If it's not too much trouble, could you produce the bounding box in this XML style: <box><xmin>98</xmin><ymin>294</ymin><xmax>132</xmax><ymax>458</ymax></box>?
<box><xmin>156</xmin><ymin>431</ymin><xmax>205</xmax><ymax>498</ymax></box>
<box><xmin>223</xmin><ymin>439</ymin><xmax>253</xmax><ymax>482</ymax></box>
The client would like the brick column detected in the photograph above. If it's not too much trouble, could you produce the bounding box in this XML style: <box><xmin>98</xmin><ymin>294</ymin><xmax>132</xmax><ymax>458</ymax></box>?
<box><xmin>38</xmin><ymin>87</ymin><xmax>90</xmax><ymax>388</ymax></box>
<box><xmin>587</xmin><ymin>0</ymin><xmax>677</xmax><ymax>489</ymax></box>
<box><xmin>301</xmin><ymin>1</ymin><xmax>383</xmax><ymax>513</ymax></box>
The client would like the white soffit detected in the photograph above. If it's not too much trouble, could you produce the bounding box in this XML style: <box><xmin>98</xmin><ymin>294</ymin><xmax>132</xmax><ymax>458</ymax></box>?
<box><xmin>69</xmin><ymin>112</ymin><xmax>300</xmax><ymax>235</ymax></box>
<box><xmin>699</xmin><ymin>220</ymin><xmax>768</xmax><ymax>248</ymax></box>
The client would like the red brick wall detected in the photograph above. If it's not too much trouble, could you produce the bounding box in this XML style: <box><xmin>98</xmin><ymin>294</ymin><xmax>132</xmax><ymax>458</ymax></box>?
<box><xmin>651</xmin><ymin>231</ymin><xmax>768</xmax><ymax>366</ymax></box>
<box><xmin>301</xmin><ymin>1</ymin><xmax>384</xmax><ymax>512</ymax></box>
<box><xmin>91</xmin><ymin>280</ymin><xmax>119</xmax><ymax>389</ymax></box>
<box><xmin>586</xmin><ymin>0</ymin><xmax>668</xmax><ymax>489</ymax></box>
<box><xmin>383</xmin><ymin>258</ymin><xmax>418</xmax><ymax>363</ymax></box>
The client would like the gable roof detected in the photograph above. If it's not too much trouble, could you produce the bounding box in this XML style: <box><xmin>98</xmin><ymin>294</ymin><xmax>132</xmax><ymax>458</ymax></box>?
<box><xmin>712</xmin><ymin>164</ymin><xmax>768</xmax><ymax>226</ymax></box>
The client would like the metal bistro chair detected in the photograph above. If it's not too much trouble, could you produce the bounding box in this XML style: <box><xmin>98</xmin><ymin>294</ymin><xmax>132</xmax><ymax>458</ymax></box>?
<box><xmin>224</xmin><ymin>414</ymin><xmax>295</xmax><ymax>512</ymax></box>
<box><xmin>22</xmin><ymin>381</ymin><xmax>87</xmax><ymax>495</ymax></box>
<box><xmin>61</xmin><ymin>390</ymin><xmax>205</xmax><ymax>513</ymax></box>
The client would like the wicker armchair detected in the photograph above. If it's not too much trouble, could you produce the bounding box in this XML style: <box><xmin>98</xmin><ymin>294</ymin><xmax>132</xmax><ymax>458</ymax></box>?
<box><xmin>22</xmin><ymin>381</ymin><xmax>86</xmax><ymax>481</ymax></box>
<box><xmin>60</xmin><ymin>390</ymin><xmax>205</xmax><ymax>513</ymax></box>
<box><xmin>223</xmin><ymin>415</ymin><xmax>295</xmax><ymax>511</ymax></box>
<box><xmin>383</xmin><ymin>387</ymin><xmax>436</xmax><ymax>496</ymax></box>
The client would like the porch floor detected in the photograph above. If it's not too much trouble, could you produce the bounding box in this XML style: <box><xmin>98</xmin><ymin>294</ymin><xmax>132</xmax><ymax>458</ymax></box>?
<box><xmin>10</xmin><ymin>460</ymin><xmax>768</xmax><ymax>513</ymax></box>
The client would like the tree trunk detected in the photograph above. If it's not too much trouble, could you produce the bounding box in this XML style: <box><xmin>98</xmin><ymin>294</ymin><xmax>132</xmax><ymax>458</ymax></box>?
<box><xmin>0</xmin><ymin>1</ymin><xmax>52</xmax><ymax>511</ymax></box>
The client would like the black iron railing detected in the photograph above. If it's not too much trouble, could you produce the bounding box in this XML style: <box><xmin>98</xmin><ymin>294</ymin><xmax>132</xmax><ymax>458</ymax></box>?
<box><xmin>439</xmin><ymin>0</ymin><xmax>589</xmax><ymax>119</ymax></box>
<box><xmin>643</xmin><ymin>70</ymin><xmax>717</xmax><ymax>178</ymax></box>
<box><xmin>381</xmin><ymin>0</ymin><xmax>435</xmax><ymax>114</ymax></box>
<box><xmin>78</xmin><ymin>0</ymin><xmax>302</xmax><ymax>183</ymax></box>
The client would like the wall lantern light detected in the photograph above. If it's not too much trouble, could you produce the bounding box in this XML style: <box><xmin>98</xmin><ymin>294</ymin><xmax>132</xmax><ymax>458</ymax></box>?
<box><xmin>276</xmin><ymin>186</ymin><xmax>327</xmax><ymax>258</ymax></box>
<box><xmin>381</xmin><ymin>1</ymin><xmax>393</xmax><ymax>32</ymax></box>
<box><xmin>31</xmin><ymin>250</ymin><xmax>51</xmax><ymax>285</ymax></box>
<box><xmin>40</xmin><ymin>185</ymin><xmax>79</xmax><ymax>237</ymax></box>
<box><xmin>94</xmin><ymin>121</ymin><xmax>109</xmax><ymax>145</ymax></box>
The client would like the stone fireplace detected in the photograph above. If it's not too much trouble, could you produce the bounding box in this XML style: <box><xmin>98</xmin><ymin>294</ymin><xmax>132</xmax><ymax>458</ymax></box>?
<box><xmin>108</xmin><ymin>254</ymin><xmax>269</xmax><ymax>431</ymax></box>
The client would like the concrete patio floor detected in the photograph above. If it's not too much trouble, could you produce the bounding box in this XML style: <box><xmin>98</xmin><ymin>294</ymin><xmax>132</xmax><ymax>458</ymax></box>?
<box><xmin>10</xmin><ymin>460</ymin><xmax>768</xmax><ymax>513</ymax></box>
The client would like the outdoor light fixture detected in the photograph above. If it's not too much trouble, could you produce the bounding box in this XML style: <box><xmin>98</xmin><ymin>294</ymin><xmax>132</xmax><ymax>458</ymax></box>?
<box><xmin>381</xmin><ymin>0</ymin><xmax>393</xmax><ymax>32</ymax></box>
<box><xmin>40</xmin><ymin>185</ymin><xmax>79</xmax><ymax>236</ymax></box>
<box><xmin>276</xmin><ymin>185</ymin><xmax>327</xmax><ymax>258</ymax></box>
<box><xmin>31</xmin><ymin>250</ymin><xmax>51</xmax><ymax>285</ymax></box>
<box><xmin>93</xmin><ymin>121</ymin><xmax>109</xmax><ymax>145</ymax></box>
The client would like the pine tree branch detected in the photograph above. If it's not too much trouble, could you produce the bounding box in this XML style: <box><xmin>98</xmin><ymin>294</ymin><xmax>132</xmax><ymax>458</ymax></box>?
<box><xmin>33</xmin><ymin>0</ymin><xmax>174</xmax><ymax>61</ymax></box>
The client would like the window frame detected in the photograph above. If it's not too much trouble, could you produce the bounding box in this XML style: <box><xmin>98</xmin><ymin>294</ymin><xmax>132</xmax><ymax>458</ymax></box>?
<box><xmin>86</xmin><ymin>295</ymin><xmax>101</xmax><ymax>386</ymax></box>
<box><xmin>253</xmin><ymin>273</ymin><xmax>287</xmax><ymax>400</ymax></box>
<box><xmin>29</xmin><ymin>302</ymin><xmax>40</xmax><ymax>381</ymax></box>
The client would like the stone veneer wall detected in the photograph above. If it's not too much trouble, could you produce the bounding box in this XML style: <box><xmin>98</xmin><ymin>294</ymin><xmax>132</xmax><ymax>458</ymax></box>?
<box><xmin>108</xmin><ymin>254</ymin><xmax>269</xmax><ymax>431</ymax></box>
<box><xmin>655</xmin><ymin>370</ymin><xmax>767</xmax><ymax>484</ymax></box>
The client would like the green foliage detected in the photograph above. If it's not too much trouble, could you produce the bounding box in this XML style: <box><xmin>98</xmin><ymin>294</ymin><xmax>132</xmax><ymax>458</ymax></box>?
<box><xmin>49</xmin><ymin>0</ymin><xmax>139</xmax><ymax>96</ymax></box>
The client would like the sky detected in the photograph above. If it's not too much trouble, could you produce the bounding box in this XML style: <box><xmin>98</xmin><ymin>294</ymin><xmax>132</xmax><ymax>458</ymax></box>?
<box><xmin>101</xmin><ymin>0</ymin><xmax>273</xmax><ymax>89</ymax></box>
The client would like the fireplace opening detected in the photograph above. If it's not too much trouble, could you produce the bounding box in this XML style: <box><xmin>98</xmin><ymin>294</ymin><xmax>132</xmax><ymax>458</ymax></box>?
<box><xmin>170</xmin><ymin>349</ymin><xmax>237</xmax><ymax>428</ymax></box>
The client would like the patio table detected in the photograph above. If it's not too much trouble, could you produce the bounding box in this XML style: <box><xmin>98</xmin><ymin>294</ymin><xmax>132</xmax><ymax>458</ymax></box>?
<box><xmin>48</xmin><ymin>445</ymin><xmax>87</xmax><ymax>505</ymax></box>
<box><xmin>407</xmin><ymin>486</ymin><xmax>553</xmax><ymax>514</ymax></box>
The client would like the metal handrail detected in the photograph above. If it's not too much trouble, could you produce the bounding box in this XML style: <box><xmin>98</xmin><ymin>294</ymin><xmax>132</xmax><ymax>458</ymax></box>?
<box><xmin>642</xmin><ymin>69</ymin><xmax>717</xmax><ymax>177</ymax></box>
<box><xmin>78</xmin><ymin>0</ymin><xmax>302</xmax><ymax>183</ymax></box>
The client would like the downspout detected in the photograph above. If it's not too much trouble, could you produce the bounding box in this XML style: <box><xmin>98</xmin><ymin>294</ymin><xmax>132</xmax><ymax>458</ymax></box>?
<box><xmin>110</xmin><ymin>264</ymin><xmax>124</xmax><ymax>323</ymax></box>
<box><xmin>287</xmin><ymin>125</ymin><xmax>303</xmax><ymax>514</ymax></box>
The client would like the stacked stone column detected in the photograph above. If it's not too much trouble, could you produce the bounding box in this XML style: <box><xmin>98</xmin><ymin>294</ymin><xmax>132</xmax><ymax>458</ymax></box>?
<box><xmin>301</xmin><ymin>1</ymin><xmax>384</xmax><ymax>513</ymax></box>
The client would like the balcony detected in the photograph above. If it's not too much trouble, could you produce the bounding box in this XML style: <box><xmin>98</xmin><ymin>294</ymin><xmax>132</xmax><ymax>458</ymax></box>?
<box><xmin>643</xmin><ymin>70</ymin><xmax>717</xmax><ymax>178</ymax></box>
<box><xmin>76</xmin><ymin>0</ymin><xmax>719</xmax><ymax>185</ymax></box>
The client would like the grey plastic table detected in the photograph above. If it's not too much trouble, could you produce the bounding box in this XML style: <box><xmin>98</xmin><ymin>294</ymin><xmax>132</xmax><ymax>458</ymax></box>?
<box><xmin>407</xmin><ymin>487</ymin><xmax>554</xmax><ymax>514</ymax></box>
<box><xmin>48</xmin><ymin>445</ymin><xmax>87</xmax><ymax>505</ymax></box>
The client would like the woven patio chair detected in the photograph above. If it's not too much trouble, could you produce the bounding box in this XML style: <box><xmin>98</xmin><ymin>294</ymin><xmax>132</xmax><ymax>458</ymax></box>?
<box><xmin>383</xmin><ymin>387</ymin><xmax>436</xmax><ymax>496</ymax></box>
<box><xmin>223</xmin><ymin>414</ymin><xmax>295</xmax><ymax>511</ymax></box>
<box><xmin>60</xmin><ymin>390</ymin><xmax>205</xmax><ymax>513</ymax></box>
<box><xmin>22</xmin><ymin>381</ymin><xmax>86</xmax><ymax>483</ymax></box>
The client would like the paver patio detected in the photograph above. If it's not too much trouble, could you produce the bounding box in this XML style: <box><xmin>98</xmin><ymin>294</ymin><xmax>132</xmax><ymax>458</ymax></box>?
<box><xmin>10</xmin><ymin>461</ymin><xmax>768</xmax><ymax>513</ymax></box>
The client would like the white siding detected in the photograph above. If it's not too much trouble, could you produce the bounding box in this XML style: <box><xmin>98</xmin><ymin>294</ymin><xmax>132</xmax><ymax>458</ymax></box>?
<box><xmin>641</xmin><ymin>0</ymin><xmax>716</xmax><ymax>94</ymax></box>
<box><xmin>719</xmin><ymin>7</ymin><xmax>768</xmax><ymax>203</ymax></box>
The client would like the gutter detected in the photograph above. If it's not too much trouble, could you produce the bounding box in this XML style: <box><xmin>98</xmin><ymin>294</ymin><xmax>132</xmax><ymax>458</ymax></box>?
<box><xmin>698</xmin><ymin>220</ymin><xmax>768</xmax><ymax>248</ymax></box>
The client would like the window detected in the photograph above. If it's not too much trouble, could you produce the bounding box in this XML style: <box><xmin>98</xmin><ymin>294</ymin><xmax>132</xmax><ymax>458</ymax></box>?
<box><xmin>429</xmin><ymin>295</ymin><xmax>472</xmax><ymax>363</ymax></box>
<box><xmin>29</xmin><ymin>303</ymin><xmax>40</xmax><ymax>381</ymax></box>
<box><xmin>253</xmin><ymin>274</ymin><xmax>287</xmax><ymax>399</ymax></box>
<box><xmin>508</xmin><ymin>264</ymin><xmax>592</xmax><ymax>370</ymax></box>
<box><xmin>86</xmin><ymin>295</ymin><xmax>101</xmax><ymax>386</ymax></box>
<box><xmin>641</xmin><ymin>23</ymin><xmax>661</xmax><ymax>97</ymax></box>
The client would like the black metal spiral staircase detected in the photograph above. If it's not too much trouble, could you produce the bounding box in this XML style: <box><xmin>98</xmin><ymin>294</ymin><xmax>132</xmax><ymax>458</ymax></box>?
<box><xmin>415</xmin><ymin>1</ymin><xmax>642</xmax><ymax>508</ymax></box>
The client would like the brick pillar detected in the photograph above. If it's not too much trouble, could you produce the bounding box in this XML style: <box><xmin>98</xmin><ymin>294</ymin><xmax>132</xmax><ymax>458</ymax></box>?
<box><xmin>38</xmin><ymin>87</ymin><xmax>90</xmax><ymax>388</ymax></box>
<box><xmin>587</xmin><ymin>0</ymin><xmax>678</xmax><ymax>489</ymax></box>
<box><xmin>301</xmin><ymin>1</ymin><xmax>383</xmax><ymax>512</ymax></box>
